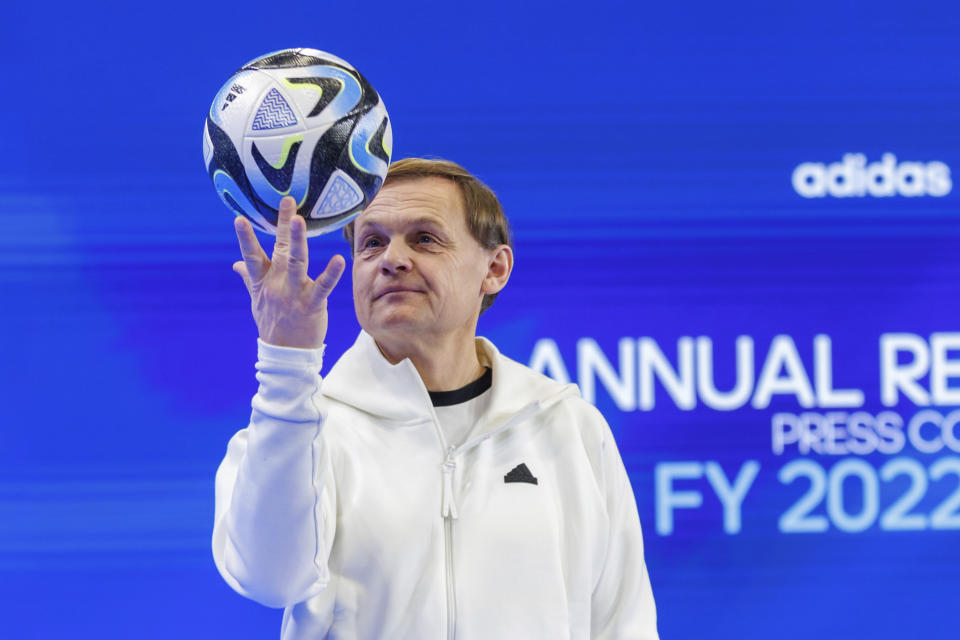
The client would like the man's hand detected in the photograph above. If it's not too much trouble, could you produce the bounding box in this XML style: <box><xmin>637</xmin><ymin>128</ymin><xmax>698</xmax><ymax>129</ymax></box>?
<box><xmin>233</xmin><ymin>196</ymin><xmax>346</xmax><ymax>349</ymax></box>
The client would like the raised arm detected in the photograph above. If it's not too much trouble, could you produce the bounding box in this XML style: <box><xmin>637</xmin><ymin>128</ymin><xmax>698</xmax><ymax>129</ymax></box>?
<box><xmin>212</xmin><ymin>197</ymin><xmax>345</xmax><ymax>608</ymax></box>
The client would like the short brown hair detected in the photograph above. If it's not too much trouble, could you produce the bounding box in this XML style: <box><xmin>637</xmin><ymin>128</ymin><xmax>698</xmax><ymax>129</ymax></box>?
<box><xmin>344</xmin><ymin>158</ymin><xmax>513</xmax><ymax>314</ymax></box>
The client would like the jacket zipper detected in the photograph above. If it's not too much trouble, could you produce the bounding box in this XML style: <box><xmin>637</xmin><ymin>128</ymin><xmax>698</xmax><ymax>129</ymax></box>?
<box><xmin>442</xmin><ymin>446</ymin><xmax>458</xmax><ymax>640</ymax></box>
<box><xmin>434</xmin><ymin>389</ymin><xmax>572</xmax><ymax>639</ymax></box>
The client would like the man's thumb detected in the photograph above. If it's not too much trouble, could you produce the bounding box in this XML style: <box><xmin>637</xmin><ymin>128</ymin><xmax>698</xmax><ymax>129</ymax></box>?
<box><xmin>233</xmin><ymin>261</ymin><xmax>253</xmax><ymax>294</ymax></box>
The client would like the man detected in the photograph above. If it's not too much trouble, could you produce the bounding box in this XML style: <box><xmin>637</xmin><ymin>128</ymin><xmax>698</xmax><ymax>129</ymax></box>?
<box><xmin>213</xmin><ymin>158</ymin><xmax>659</xmax><ymax>639</ymax></box>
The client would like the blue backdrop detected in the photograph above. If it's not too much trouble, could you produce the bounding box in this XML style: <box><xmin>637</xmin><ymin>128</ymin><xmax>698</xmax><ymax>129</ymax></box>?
<box><xmin>2</xmin><ymin>1</ymin><xmax>958</xmax><ymax>637</ymax></box>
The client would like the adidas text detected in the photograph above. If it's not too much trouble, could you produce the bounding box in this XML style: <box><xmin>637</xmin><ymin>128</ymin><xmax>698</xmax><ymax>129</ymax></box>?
<box><xmin>792</xmin><ymin>153</ymin><xmax>952</xmax><ymax>198</ymax></box>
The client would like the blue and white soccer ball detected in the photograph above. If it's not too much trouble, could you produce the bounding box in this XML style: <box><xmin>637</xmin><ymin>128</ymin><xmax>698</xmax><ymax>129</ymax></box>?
<box><xmin>202</xmin><ymin>48</ymin><xmax>393</xmax><ymax>236</ymax></box>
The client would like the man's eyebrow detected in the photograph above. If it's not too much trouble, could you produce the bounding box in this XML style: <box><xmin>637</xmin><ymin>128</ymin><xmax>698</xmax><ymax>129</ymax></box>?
<box><xmin>356</xmin><ymin>215</ymin><xmax>448</xmax><ymax>233</ymax></box>
<box><xmin>406</xmin><ymin>216</ymin><xmax>448</xmax><ymax>229</ymax></box>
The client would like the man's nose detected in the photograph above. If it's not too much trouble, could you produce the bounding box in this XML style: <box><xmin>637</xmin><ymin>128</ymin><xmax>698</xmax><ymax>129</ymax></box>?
<box><xmin>379</xmin><ymin>240</ymin><xmax>412</xmax><ymax>274</ymax></box>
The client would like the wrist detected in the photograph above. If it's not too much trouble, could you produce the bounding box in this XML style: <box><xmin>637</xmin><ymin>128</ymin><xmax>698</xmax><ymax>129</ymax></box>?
<box><xmin>257</xmin><ymin>338</ymin><xmax>326</xmax><ymax>366</ymax></box>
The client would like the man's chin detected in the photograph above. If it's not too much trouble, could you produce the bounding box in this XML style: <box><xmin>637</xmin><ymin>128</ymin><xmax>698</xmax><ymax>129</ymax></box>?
<box><xmin>365</xmin><ymin>309</ymin><xmax>429</xmax><ymax>335</ymax></box>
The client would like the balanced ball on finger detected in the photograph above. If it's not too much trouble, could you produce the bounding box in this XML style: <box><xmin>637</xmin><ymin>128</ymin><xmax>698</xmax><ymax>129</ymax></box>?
<box><xmin>203</xmin><ymin>48</ymin><xmax>393</xmax><ymax>237</ymax></box>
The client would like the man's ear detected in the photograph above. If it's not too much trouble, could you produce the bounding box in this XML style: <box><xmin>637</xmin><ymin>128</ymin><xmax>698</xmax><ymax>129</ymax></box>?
<box><xmin>482</xmin><ymin>244</ymin><xmax>513</xmax><ymax>295</ymax></box>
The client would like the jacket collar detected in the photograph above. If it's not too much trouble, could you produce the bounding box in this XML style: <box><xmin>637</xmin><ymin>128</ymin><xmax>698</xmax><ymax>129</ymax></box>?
<box><xmin>322</xmin><ymin>331</ymin><xmax>577</xmax><ymax>429</ymax></box>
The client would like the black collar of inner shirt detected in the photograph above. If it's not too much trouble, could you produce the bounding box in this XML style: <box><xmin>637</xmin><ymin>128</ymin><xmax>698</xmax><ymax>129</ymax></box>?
<box><xmin>428</xmin><ymin>367</ymin><xmax>492</xmax><ymax>407</ymax></box>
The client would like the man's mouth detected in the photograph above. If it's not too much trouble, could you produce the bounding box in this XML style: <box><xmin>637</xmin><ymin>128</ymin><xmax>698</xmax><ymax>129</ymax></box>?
<box><xmin>374</xmin><ymin>287</ymin><xmax>423</xmax><ymax>300</ymax></box>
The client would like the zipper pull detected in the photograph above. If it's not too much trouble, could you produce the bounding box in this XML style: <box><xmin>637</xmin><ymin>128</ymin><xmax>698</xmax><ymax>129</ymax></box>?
<box><xmin>441</xmin><ymin>447</ymin><xmax>459</xmax><ymax>520</ymax></box>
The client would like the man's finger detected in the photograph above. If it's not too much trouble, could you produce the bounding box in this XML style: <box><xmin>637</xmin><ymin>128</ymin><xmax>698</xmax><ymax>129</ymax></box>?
<box><xmin>272</xmin><ymin>196</ymin><xmax>296</xmax><ymax>263</ymax></box>
<box><xmin>232</xmin><ymin>261</ymin><xmax>253</xmax><ymax>294</ymax></box>
<box><xmin>286</xmin><ymin>214</ymin><xmax>309</xmax><ymax>287</ymax></box>
<box><xmin>234</xmin><ymin>216</ymin><xmax>270</xmax><ymax>282</ymax></box>
<box><xmin>311</xmin><ymin>255</ymin><xmax>346</xmax><ymax>305</ymax></box>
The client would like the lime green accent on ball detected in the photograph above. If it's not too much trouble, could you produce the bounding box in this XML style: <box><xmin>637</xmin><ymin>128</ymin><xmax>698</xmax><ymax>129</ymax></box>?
<box><xmin>256</xmin><ymin>135</ymin><xmax>309</xmax><ymax>205</ymax></box>
<box><xmin>382</xmin><ymin>129</ymin><xmax>392</xmax><ymax>158</ymax></box>
<box><xmin>282</xmin><ymin>77</ymin><xmax>322</xmax><ymax>95</ymax></box>
<box><xmin>365</xmin><ymin>126</ymin><xmax>393</xmax><ymax>159</ymax></box>
<box><xmin>271</xmin><ymin>134</ymin><xmax>304</xmax><ymax>170</ymax></box>
<box><xmin>365</xmin><ymin>131</ymin><xmax>377</xmax><ymax>158</ymax></box>
<box><xmin>282</xmin><ymin>78</ymin><xmax>318</xmax><ymax>92</ymax></box>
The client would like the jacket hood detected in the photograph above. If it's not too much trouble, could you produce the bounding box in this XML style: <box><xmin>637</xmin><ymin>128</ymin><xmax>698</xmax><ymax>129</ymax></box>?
<box><xmin>321</xmin><ymin>331</ymin><xmax>578</xmax><ymax>429</ymax></box>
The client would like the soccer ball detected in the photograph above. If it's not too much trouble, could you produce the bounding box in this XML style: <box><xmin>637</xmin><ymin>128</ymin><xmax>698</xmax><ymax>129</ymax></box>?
<box><xmin>202</xmin><ymin>48</ymin><xmax>393</xmax><ymax>236</ymax></box>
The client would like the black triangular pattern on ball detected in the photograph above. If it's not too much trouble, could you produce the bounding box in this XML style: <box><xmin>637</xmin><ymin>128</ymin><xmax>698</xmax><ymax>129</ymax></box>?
<box><xmin>243</xmin><ymin>49</ymin><xmax>349</xmax><ymax>70</ymax></box>
<box><xmin>251</xmin><ymin>139</ymin><xmax>302</xmax><ymax>193</ymax></box>
<box><xmin>352</xmin><ymin>78</ymin><xmax>382</xmax><ymax>120</ymax></box>
<box><xmin>206</xmin><ymin>117</ymin><xmax>276</xmax><ymax>228</ymax></box>
<box><xmin>284</xmin><ymin>76</ymin><xmax>343</xmax><ymax>118</ymax></box>
<box><xmin>335</xmin><ymin>114</ymin><xmax>385</xmax><ymax>195</ymax></box>
<box><xmin>329</xmin><ymin>136</ymin><xmax>384</xmax><ymax>222</ymax></box>
<box><xmin>306</xmin><ymin>68</ymin><xmax>380</xmax><ymax>123</ymax></box>
<box><xmin>242</xmin><ymin>49</ymin><xmax>383</xmax><ymax>124</ymax></box>
<box><xmin>294</xmin><ymin>113</ymin><xmax>385</xmax><ymax>232</ymax></box>
<box><xmin>367</xmin><ymin>116</ymin><xmax>391</xmax><ymax>163</ymax></box>
<box><xmin>242</xmin><ymin>113</ymin><xmax>377</xmax><ymax>226</ymax></box>
<box><xmin>296</xmin><ymin>115</ymin><xmax>359</xmax><ymax>216</ymax></box>
<box><xmin>206</xmin><ymin>117</ymin><xmax>243</xmax><ymax>181</ymax></box>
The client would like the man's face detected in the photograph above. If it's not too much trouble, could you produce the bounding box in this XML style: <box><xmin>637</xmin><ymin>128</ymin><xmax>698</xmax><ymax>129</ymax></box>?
<box><xmin>351</xmin><ymin>177</ymin><xmax>494</xmax><ymax>343</ymax></box>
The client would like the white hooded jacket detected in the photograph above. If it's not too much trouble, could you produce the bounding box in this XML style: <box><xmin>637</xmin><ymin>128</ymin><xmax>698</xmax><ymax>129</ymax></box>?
<box><xmin>213</xmin><ymin>331</ymin><xmax>659</xmax><ymax>639</ymax></box>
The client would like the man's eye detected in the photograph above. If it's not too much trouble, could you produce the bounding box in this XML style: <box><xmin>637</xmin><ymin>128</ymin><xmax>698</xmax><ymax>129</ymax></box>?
<box><xmin>418</xmin><ymin>234</ymin><xmax>435</xmax><ymax>244</ymax></box>
<box><xmin>362</xmin><ymin>237</ymin><xmax>382</xmax><ymax>249</ymax></box>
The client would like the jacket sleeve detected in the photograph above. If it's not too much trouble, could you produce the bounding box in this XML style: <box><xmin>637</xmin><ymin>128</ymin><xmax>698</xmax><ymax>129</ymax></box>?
<box><xmin>212</xmin><ymin>339</ymin><xmax>337</xmax><ymax>609</ymax></box>
<box><xmin>590</xmin><ymin>411</ymin><xmax>660</xmax><ymax>640</ymax></box>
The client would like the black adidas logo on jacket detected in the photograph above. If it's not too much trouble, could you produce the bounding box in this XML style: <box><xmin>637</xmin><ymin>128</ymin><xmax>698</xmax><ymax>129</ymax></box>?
<box><xmin>504</xmin><ymin>463</ymin><xmax>538</xmax><ymax>485</ymax></box>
